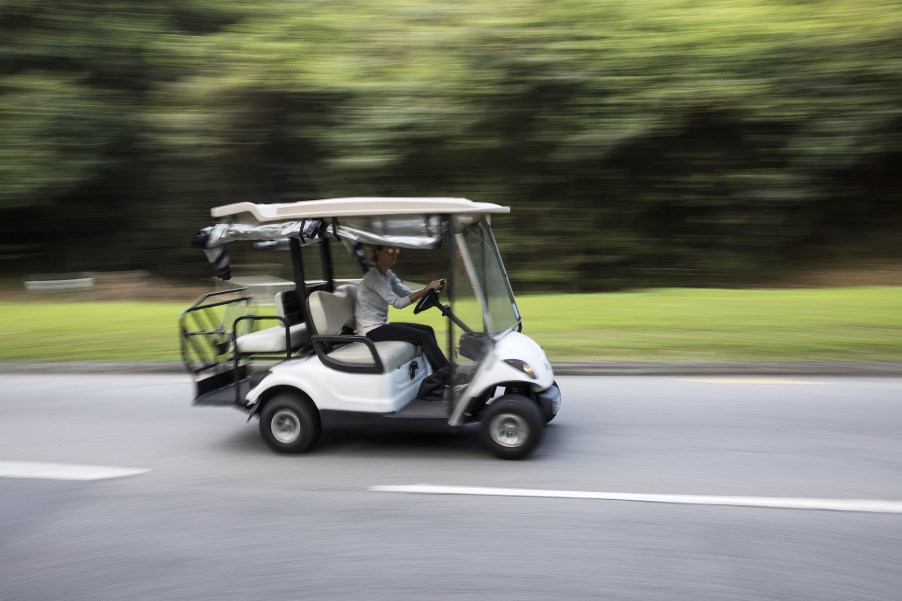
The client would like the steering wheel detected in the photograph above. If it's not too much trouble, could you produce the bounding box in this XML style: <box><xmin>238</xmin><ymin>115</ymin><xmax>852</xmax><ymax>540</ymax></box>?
<box><xmin>413</xmin><ymin>286</ymin><xmax>442</xmax><ymax>315</ymax></box>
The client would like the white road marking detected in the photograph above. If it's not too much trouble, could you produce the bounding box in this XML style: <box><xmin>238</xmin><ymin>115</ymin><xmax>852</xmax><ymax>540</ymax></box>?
<box><xmin>0</xmin><ymin>461</ymin><xmax>151</xmax><ymax>481</ymax></box>
<box><xmin>369</xmin><ymin>485</ymin><xmax>902</xmax><ymax>514</ymax></box>
<box><xmin>681</xmin><ymin>378</ymin><xmax>827</xmax><ymax>385</ymax></box>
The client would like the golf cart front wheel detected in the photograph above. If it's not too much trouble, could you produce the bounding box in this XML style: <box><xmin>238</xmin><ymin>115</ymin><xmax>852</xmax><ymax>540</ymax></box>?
<box><xmin>480</xmin><ymin>394</ymin><xmax>543</xmax><ymax>460</ymax></box>
<box><xmin>260</xmin><ymin>393</ymin><xmax>321</xmax><ymax>453</ymax></box>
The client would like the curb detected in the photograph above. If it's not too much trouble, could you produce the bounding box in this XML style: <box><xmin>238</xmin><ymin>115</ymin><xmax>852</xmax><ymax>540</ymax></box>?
<box><xmin>1</xmin><ymin>361</ymin><xmax>900</xmax><ymax>376</ymax></box>
<box><xmin>551</xmin><ymin>361</ymin><xmax>902</xmax><ymax>376</ymax></box>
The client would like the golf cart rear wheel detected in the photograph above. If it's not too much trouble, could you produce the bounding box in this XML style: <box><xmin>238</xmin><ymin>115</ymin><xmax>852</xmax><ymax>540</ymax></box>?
<box><xmin>260</xmin><ymin>393</ymin><xmax>321</xmax><ymax>453</ymax></box>
<box><xmin>480</xmin><ymin>394</ymin><xmax>543</xmax><ymax>460</ymax></box>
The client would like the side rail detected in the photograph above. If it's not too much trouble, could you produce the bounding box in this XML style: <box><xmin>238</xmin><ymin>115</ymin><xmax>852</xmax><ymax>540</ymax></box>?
<box><xmin>311</xmin><ymin>335</ymin><xmax>385</xmax><ymax>374</ymax></box>
<box><xmin>179</xmin><ymin>288</ymin><xmax>253</xmax><ymax>375</ymax></box>
<box><xmin>230</xmin><ymin>315</ymin><xmax>296</xmax><ymax>405</ymax></box>
<box><xmin>232</xmin><ymin>315</ymin><xmax>293</xmax><ymax>361</ymax></box>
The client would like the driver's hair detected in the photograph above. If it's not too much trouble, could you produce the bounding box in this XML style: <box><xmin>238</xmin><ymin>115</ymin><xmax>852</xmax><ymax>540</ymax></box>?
<box><xmin>367</xmin><ymin>245</ymin><xmax>384</xmax><ymax>264</ymax></box>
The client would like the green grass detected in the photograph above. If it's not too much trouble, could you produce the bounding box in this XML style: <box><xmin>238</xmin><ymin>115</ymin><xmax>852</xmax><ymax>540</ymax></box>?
<box><xmin>1</xmin><ymin>287</ymin><xmax>900</xmax><ymax>362</ymax></box>
<box><xmin>517</xmin><ymin>287</ymin><xmax>902</xmax><ymax>362</ymax></box>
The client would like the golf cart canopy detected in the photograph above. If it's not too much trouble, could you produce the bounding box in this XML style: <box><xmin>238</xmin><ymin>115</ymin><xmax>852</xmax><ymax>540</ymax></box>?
<box><xmin>196</xmin><ymin>197</ymin><xmax>511</xmax><ymax>252</ymax></box>
<box><xmin>212</xmin><ymin>197</ymin><xmax>510</xmax><ymax>222</ymax></box>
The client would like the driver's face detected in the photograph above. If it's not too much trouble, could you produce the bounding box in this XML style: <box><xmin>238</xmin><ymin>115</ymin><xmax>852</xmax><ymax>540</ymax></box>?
<box><xmin>376</xmin><ymin>246</ymin><xmax>400</xmax><ymax>267</ymax></box>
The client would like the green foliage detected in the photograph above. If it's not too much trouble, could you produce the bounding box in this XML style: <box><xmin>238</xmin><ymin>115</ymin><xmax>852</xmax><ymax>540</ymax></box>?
<box><xmin>1</xmin><ymin>0</ymin><xmax>901</xmax><ymax>286</ymax></box>
<box><xmin>0</xmin><ymin>73</ymin><xmax>121</xmax><ymax>210</ymax></box>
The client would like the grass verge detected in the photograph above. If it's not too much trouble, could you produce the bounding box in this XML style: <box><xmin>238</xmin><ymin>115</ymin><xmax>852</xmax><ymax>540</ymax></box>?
<box><xmin>0</xmin><ymin>287</ymin><xmax>899</xmax><ymax>363</ymax></box>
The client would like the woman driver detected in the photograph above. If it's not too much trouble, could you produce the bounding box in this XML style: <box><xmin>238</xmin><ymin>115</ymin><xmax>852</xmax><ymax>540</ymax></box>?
<box><xmin>353</xmin><ymin>245</ymin><xmax>449</xmax><ymax>372</ymax></box>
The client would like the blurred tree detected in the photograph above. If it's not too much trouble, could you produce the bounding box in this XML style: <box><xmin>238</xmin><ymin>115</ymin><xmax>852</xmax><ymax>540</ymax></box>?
<box><xmin>1</xmin><ymin>0</ymin><xmax>900</xmax><ymax>286</ymax></box>
<box><xmin>0</xmin><ymin>0</ymin><xmax>246</xmax><ymax>271</ymax></box>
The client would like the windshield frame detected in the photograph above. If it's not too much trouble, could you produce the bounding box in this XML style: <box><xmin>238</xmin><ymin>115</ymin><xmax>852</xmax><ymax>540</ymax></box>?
<box><xmin>452</xmin><ymin>217</ymin><xmax>521</xmax><ymax>337</ymax></box>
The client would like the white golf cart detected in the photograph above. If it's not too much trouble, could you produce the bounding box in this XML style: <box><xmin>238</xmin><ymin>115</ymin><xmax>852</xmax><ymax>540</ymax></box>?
<box><xmin>179</xmin><ymin>197</ymin><xmax>560</xmax><ymax>459</ymax></box>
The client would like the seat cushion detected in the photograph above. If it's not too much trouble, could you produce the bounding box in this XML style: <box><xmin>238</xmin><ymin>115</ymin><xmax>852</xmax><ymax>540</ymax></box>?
<box><xmin>235</xmin><ymin>323</ymin><xmax>309</xmax><ymax>354</ymax></box>
<box><xmin>328</xmin><ymin>340</ymin><xmax>418</xmax><ymax>371</ymax></box>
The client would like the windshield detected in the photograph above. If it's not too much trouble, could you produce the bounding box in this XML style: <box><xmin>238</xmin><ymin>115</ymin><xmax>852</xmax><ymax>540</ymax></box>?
<box><xmin>455</xmin><ymin>219</ymin><xmax>520</xmax><ymax>335</ymax></box>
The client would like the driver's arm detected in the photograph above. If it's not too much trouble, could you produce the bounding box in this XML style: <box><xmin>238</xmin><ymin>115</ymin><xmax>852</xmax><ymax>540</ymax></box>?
<box><xmin>388</xmin><ymin>271</ymin><xmax>441</xmax><ymax>305</ymax></box>
<box><xmin>407</xmin><ymin>279</ymin><xmax>444</xmax><ymax>303</ymax></box>
<box><xmin>372</xmin><ymin>272</ymin><xmax>413</xmax><ymax>310</ymax></box>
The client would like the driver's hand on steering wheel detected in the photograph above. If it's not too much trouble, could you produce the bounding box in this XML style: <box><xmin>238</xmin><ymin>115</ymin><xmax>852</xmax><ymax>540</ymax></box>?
<box><xmin>428</xmin><ymin>279</ymin><xmax>445</xmax><ymax>291</ymax></box>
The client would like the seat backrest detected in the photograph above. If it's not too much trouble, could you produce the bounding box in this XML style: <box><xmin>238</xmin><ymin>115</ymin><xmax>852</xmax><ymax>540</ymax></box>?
<box><xmin>275</xmin><ymin>290</ymin><xmax>304</xmax><ymax>326</ymax></box>
<box><xmin>307</xmin><ymin>285</ymin><xmax>358</xmax><ymax>336</ymax></box>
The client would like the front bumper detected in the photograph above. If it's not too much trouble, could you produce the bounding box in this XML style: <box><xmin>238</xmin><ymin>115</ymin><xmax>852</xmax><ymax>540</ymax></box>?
<box><xmin>536</xmin><ymin>381</ymin><xmax>561</xmax><ymax>420</ymax></box>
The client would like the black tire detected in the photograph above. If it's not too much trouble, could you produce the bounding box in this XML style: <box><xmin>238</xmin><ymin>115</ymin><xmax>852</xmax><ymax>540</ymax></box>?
<box><xmin>479</xmin><ymin>394</ymin><xmax>543</xmax><ymax>460</ymax></box>
<box><xmin>259</xmin><ymin>393</ymin><xmax>321</xmax><ymax>453</ymax></box>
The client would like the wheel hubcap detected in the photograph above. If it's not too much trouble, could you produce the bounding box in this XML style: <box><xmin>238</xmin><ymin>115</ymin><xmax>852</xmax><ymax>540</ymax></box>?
<box><xmin>490</xmin><ymin>413</ymin><xmax>528</xmax><ymax>448</ymax></box>
<box><xmin>271</xmin><ymin>409</ymin><xmax>301</xmax><ymax>444</ymax></box>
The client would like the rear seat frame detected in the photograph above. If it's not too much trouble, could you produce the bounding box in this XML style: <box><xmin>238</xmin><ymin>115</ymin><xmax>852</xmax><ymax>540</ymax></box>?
<box><xmin>231</xmin><ymin>289</ymin><xmax>310</xmax><ymax>357</ymax></box>
<box><xmin>232</xmin><ymin>314</ymin><xmax>295</xmax><ymax>362</ymax></box>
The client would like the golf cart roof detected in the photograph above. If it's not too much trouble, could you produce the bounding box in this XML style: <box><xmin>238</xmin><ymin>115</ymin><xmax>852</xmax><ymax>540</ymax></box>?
<box><xmin>212</xmin><ymin>197</ymin><xmax>510</xmax><ymax>223</ymax></box>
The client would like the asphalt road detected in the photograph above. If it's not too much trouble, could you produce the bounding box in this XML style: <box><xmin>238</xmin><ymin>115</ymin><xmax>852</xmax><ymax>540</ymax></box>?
<box><xmin>1</xmin><ymin>374</ymin><xmax>901</xmax><ymax>601</ymax></box>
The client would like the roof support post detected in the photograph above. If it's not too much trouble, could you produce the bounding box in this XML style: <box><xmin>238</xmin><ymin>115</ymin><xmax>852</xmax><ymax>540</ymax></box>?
<box><xmin>289</xmin><ymin>236</ymin><xmax>306</xmax><ymax>311</ymax></box>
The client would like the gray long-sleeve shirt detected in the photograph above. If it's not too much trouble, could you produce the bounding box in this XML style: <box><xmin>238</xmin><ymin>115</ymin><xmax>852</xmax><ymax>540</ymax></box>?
<box><xmin>354</xmin><ymin>267</ymin><xmax>414</xmax><ymax>334</ymax></box>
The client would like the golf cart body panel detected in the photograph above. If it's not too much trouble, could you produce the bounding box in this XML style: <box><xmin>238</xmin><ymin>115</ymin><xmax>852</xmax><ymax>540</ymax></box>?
<box><xmin>482</xmin><ymin>330</ymin><xmax>554</xmax><ymax>391</ymax></box>
<box><xmin>180</xmin><ymin>196</ymin><xmax>559</xmax><ymax>458</ymax></box>
<box><xmin>245</xmin><ymin>352</ymin><xmax>430</xmax><ymax>415</ymax></box>
<box><xmin>448</xmin><ymin>330</ymin><xmax>554</xmax><ymax>426</ymax></box>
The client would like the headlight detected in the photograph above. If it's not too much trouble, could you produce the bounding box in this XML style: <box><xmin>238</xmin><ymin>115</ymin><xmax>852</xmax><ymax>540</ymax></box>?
<box><xmin>503</xmin><ymin>359</ymin><xmax>536</xmax><ymax>379</ymax></box>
